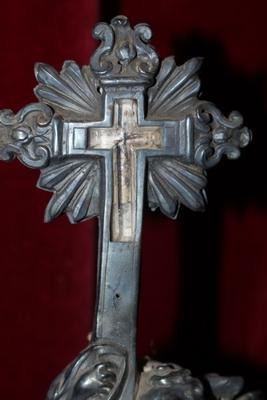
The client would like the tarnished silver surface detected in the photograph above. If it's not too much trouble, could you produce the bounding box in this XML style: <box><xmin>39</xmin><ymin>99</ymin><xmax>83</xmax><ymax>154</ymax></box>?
<box><xmin>136</xmin><ymin>363</ymin><xmax>262</xmax><ymax>400</ymax></box>
<box><xmin>0</xmin><ymin>15</ymin><xmax>258</xmax><ymax>400</ymax></box>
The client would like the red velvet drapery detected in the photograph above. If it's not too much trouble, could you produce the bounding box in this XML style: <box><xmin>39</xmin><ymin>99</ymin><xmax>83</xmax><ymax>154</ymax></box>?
<box><xmin>0</xmin><ymin>1</ymin><xmax>267</xmax><ymax>398</ymax></box>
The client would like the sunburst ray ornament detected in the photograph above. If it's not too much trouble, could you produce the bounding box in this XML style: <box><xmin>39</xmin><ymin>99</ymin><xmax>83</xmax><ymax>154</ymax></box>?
<box><xmin>0</xmin><ymin>15</ymin><xmax>259</xmax><ymax>400</ymax></box>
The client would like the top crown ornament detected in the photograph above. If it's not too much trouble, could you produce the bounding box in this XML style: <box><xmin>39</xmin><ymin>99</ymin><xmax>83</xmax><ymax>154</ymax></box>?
<box><xmin>90</xmin><ymin>15</ymin><xmax>160</xmax><ymax>86</ymax></box>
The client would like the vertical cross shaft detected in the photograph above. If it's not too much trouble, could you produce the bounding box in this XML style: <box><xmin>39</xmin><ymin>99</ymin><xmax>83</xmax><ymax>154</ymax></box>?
<box><xmin>90</xmin><ymin>99</ymin><xmax>162</xmax><ymax>242</ymax></box>
<box><xmin>90</xmin><ymin>97</ymin><xmax>163</xmax><ymax>398</ymax></box>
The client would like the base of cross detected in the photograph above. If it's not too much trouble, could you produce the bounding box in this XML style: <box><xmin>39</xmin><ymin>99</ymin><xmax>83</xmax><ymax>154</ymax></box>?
<box><xmin>46</xmin><ymin>341</ymin><xmax>262</xmax><ymax>400</ymax></box>
<box><xmin>136</xmin><ymin>361</ymin><xmax>262</xmax><ymax>400</ymax></box>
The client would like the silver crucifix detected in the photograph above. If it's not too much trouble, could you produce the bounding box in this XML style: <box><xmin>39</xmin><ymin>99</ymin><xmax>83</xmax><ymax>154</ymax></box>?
<box><xmin>0</xmin><ymin>15</ymin><xmax>257</xmax><ymax>400</ymax></box>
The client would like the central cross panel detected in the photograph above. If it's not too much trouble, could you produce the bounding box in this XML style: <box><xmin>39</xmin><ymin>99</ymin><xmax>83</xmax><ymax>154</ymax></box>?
<box><xmin>90</xmin><ymin>99</ymin><xmax>163</xmax><ymax>242</ymax></box>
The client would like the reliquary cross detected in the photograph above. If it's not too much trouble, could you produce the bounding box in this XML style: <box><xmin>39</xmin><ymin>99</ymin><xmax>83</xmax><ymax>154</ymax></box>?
<box><xmin>0</xmin><ymin>15</ymin><xmax>255</xmax><ymax>400</ymax></box>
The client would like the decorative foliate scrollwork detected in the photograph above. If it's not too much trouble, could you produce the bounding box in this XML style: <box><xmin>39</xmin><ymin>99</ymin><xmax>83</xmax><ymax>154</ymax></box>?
<box><xmin>147</xmin><ymin>56</ymin><xmax>202</xmax><ymax>119</ymax></box>
<box><xmin>91</xmin><ymin>21</ymin><xmax>115</xmax><ymax>75</ymax></box>
<box><xmin>194</xmin><ymin>103</ymin><xmax>252</xmax><ymax>169</ymax></box>
<box><xmin>136</xmin><ymin>362</ymin><xmax>261</xmax><ymax>400</ymax></box>
<box><xmin>38</xmin><ymin>158</ymin><xmax>101</xmax><ymax>223</ymax></box>
<box><xmin>47</xmin><ymin>342</ymin><xmax>127</xmax><ymax>400</ymax></box>
<box><xmin>91</xmin><ymin>15</ymin><xmax>159</xmax><ymax>84</ymax></box>
<box><xmin>0</xmin><ymin>103</ymin><xmax>53</xmax><ymax>168</ymax></box>
<box><xmin>147</xmin><ymin>157</ymin><xmax>207</xmax><ymax>218</ymax></box>
<box><xmin>146</xmin><ymin>55</ymin><xmax>251</xmax><ymax>217</ymax></box>
<box><xmin>136</xmin><ymin>362</ymin><xmax>203</xmax><ymax>400</ymax></box>
<box><xmin>35</xmin><ymin>61</ymin><xmax>102</xmax><ymax>121</ymax></box>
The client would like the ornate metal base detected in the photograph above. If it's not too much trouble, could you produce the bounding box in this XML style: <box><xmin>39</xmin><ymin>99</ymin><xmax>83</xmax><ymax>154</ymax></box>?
<box><xmin>47</xmin><ymin>341</ymin><xmax>127</xmax><ymax>400</ymax></box>
<box><xmin>137</xmin><ymin>362</ymin><xmax>262</xmax><ymax>400</ymax></box>
<box><xmin>47</xmin><ymin>342</ymin><xmax>262</xmax><ymax>400</ymax></box>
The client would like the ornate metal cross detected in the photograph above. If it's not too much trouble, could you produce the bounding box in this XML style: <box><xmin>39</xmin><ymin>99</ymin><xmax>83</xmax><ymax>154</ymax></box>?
<box><xmin>0</xmin><ymin>15</ymin><xmax>254</xmax><ymax>400</ymax></box>
<box><xmin>81</xmin><ymin>98</ymin><xmax>162</xmax><ymax>242</ymax></box>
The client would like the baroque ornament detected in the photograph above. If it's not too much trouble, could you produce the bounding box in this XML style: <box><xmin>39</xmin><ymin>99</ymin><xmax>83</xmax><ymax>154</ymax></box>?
<box><xmin>0</xmin><ymin>15</ymin><xmax>259</xmax><ymax>400</ymax></box>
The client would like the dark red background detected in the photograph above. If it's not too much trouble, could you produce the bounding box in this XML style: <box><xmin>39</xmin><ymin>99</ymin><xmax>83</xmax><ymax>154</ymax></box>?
<box><xmin>0</xmin><ymin>0</ymin><xmax>267</xmax><ymax>398</ymax></box>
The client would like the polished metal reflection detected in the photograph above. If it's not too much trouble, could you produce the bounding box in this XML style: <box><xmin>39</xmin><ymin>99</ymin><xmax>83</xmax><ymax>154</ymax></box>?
<box><xmin>0</xmin><ymin>15</ymin><xmax>259</xmax><ymax>400</ymax></box>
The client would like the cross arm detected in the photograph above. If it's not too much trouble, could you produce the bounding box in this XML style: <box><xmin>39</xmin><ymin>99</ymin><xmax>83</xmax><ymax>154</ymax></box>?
<box><xmin>0</xmin><ymin>61</ymin><xmax>103</xmax><ymax>224</ymax></box>
<box><xmin>146</xmin><ymin>56</ymin><xmax>251</xmax><ymax>219</ymax></box>
<box><xmin>0</xmin><ymin>20</ymin><xmax>251</xmax><ymax>226</ymax></box>
<box><xmin>0</xmin><ymin>102</ymin><xmax>53</xmax><ymax>169</ymax></box>
<box><xmin>147</xmin><ymin>56</ymin><xmax>251</xmax><ymax>169</ymax></box>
